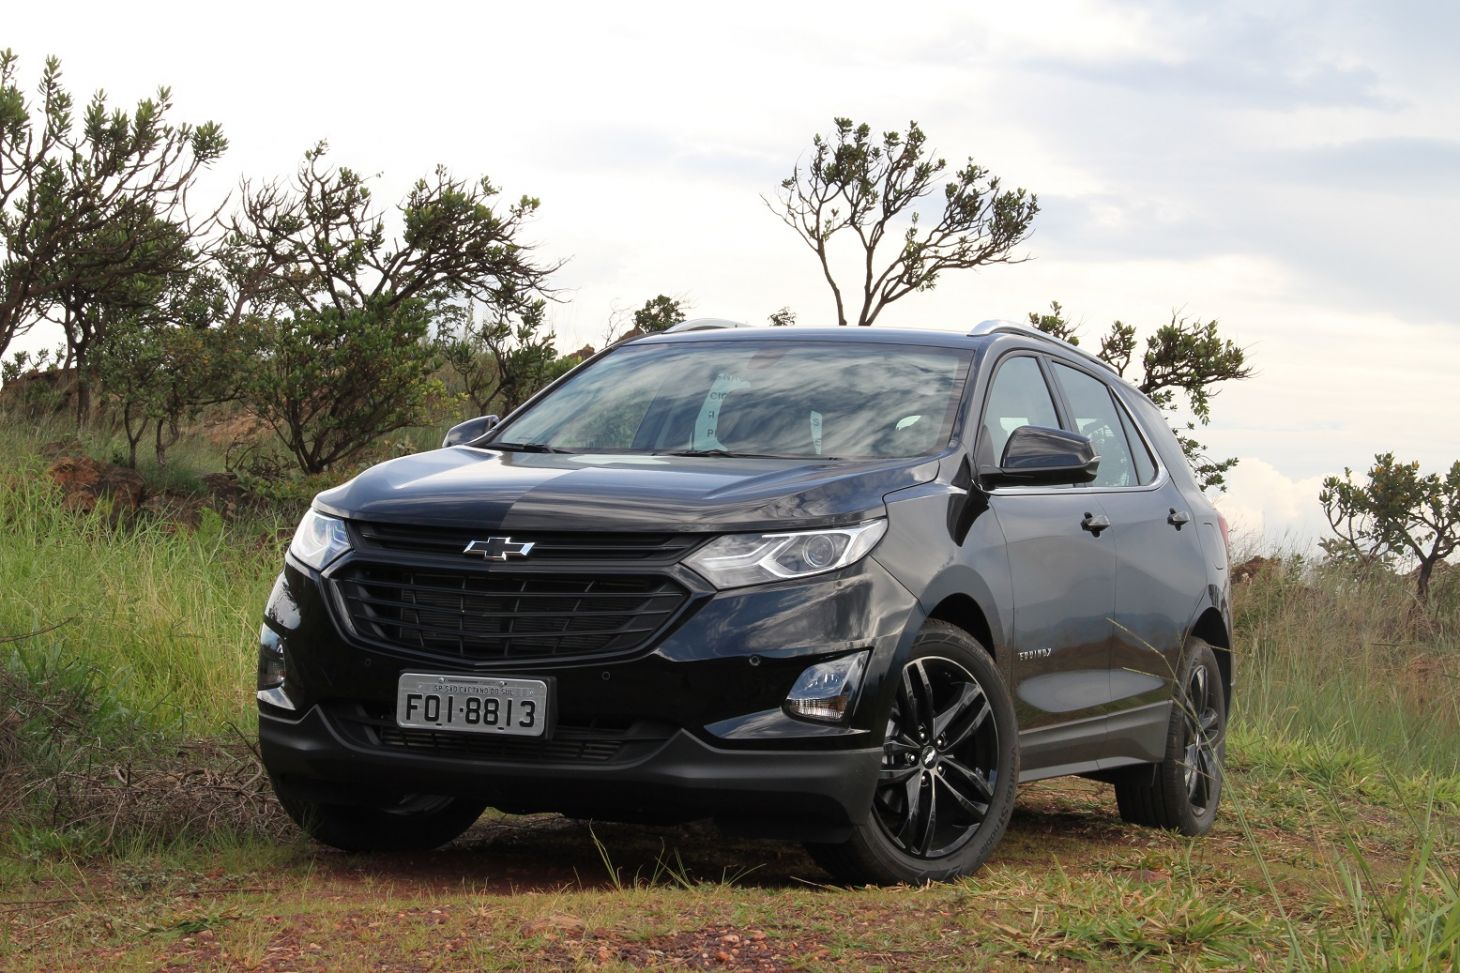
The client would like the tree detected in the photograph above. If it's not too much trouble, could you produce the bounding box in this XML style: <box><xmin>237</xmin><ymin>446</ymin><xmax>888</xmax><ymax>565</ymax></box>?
<box><xmin>767</xmin><ymin>306</ymin><xmax>796</xmax><ymax>327</ymax></box>
<box><xmin>440</xmin><ymin>299</ymin><xmax>560</xmax><ymax>415</ymax></box>
<box><xmin>632</xmin><ymin>294</ymin><xmax>685</xmax><ymax>335</ymax></box>
<box><xmin>225</xmin><ymin>143</ymin><xmax>554</xmax><ymax>473</ymax></box>
<box><xmin>766</xmin><ymin>118</ymin><xmax>1037</xmax><ymax>327</ymax></box>
<box><xmin>91</xmin><ymin>262</ymin><xmax>234</xmax><ymax>467</ymax></box>
<box><xmin>1320</xmin><ymin>454</ymin><xmax>1460</xmax><ymax>602</ymax></box>
<box><xmin>236</xmin><ymin>301</ymin><xmax>445</xmax><ymax>474</ymax></box>
<box><xmin>0</xmin><ymin>51</ymin><xmax>225</xmax><ymax>365</ymax></box>
<box><xmin>1029</xmin><ymin>302</ymin><xmax>1250</xmax><ymax>490</ymax></box>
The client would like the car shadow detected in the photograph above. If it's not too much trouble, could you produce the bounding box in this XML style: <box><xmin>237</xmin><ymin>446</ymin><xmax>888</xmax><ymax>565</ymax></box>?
<box><xmin>298</xmin><ymin>778</ymin><xmax>1131</xmax><ymax>893</ymax></box>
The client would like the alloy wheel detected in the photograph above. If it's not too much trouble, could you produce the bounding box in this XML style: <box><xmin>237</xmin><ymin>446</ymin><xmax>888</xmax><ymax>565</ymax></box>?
<box><xmin>873</xmin><ymin>656</ymin><xmax>1000</xmax><ymax>859</ymax></box>
<box><xmin>1182</xmin><ymin>662</ymin><xmax>1223</xmax><ymax>817</ymax></box>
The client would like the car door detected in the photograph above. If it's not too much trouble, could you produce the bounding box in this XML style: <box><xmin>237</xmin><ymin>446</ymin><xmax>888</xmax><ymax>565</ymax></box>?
<box><xmin>976</xmin><ymin>353</ymin><xmax>1117</xmax><ymax>772</ymax></box>
<box><xmin>1047</xmin><ymin>361</ymin><xmax>1209</xmax><ymax>763</ymax></box>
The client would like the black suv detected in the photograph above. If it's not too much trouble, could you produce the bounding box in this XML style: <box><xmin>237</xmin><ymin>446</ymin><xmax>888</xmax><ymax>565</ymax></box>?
<box><xmin>258</xmin><ymin>320</ymin><xmax>1232</xmax><ymax>884</ymax></box>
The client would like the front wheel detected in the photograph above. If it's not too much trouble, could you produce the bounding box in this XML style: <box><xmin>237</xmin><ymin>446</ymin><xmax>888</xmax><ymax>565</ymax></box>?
<box><xmin>806</xmin><ymin>620</ymin><xmax>1019</xmax><ymax>884</ymax></box>
<box><xmin>270</xmin><ymin>775</ymin><xmax>488</xmax><ymax>852</ymax></box>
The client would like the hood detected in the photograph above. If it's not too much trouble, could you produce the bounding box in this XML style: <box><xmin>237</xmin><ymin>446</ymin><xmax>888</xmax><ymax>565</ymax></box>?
<box><xmin>313</xmin><ymin>446</ymin><xmax>943</xmax><ymax>533</ymax></box>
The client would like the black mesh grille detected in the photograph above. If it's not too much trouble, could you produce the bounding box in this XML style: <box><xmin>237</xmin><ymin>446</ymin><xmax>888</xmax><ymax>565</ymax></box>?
<box><xmin>351</xmin><ymin>522</ymin><xmax>702</xmax><ymax>562</ymax></box>
<box><xmin>375</xmin><ymin>726</ymin><xmax>626</xmax><ymax>762</ymax></box>
<box><xmin>333</xmin><ymin>564</ymin><xmax>688</xmax><ymax>660</ymax></box>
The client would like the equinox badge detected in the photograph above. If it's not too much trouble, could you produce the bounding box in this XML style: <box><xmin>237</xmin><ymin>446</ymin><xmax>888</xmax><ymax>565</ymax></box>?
<box><xmin>462</xmin><ymin>536</ymin><xmax>535</xmax><ymax>561</ymax></box>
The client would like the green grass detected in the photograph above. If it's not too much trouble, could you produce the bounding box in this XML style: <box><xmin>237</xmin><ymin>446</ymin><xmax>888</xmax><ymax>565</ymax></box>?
<box><xmin>1232</xmin><ymin>554</ymin><xmax>1460</xmax><ymax>780</ymax></box>
<box><xmin>0</xmin><ymin>428</ymin><xmax>286</xmax><ymax>735</ymax></box>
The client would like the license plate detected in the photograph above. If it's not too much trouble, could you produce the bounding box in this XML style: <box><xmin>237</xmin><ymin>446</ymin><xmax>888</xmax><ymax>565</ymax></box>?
<box><xmin>395</xmin><ymin>673</ymin><xmax>549</xmax><ymax>737</ymax></box>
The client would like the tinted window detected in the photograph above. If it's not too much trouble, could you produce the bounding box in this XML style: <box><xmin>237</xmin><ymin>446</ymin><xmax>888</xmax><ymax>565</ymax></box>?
<box><xmin>492</xmin><ymin>340</ymin><xmax>972</xmax><ymax>459</ymax></box>
<box><xmin>1116</xmin><ymin>398</ymin><xmax>1158</xmax><ymax>485</ymax></box>
<box><xmin>1051</xmin><ymin>362</ymin><xmax>1141</xmax><ymax>488</ymax></box>
<box><xmin>981</xmin><ymin>355</ymin><xmax>1060</xmax><ymax>464</ymax></box>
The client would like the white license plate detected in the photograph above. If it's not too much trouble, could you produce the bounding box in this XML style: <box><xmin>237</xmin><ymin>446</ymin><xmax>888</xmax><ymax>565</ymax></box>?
<box><xmin>395</xmin><ymin>673</ymin><xmax>549</xmax><ymax>737</ymax></box>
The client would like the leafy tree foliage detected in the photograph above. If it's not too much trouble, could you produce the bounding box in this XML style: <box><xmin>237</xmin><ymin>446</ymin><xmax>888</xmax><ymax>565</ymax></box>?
<box><xmin>632</xmin><ymin>295</ymin><xmax>685</xmax><ymax>334</ymax></box>
<box><xmin>1320</xmin><ymin>454</ymin><xmax>1460</xmax><ymax>602</ymax></box>
<box><xmin>236</xmin><ymin>301</ymin><xmax>444</xmax><ymax>475</ymax></box>
<box><xmin>767</xmin><ymin>118</ymin><xmax>1037</xmax><ymax>327</ymax></box>
<box><xmin>0</xmin><ymin>51</ymin><xmax>225</xmax><ymax>365</ymax></box>
<box><xmin>1029</xmin><ymin>302</ymin><xmax>1250</xmax><ymax>490</ymax></box>
<box><xmin>440</xmin><ymin>299</ymin><xmax>560</xmax><ymax>415</ymax></box>
<box><xmin>225</xmin><ymin>143</ymin><xmax>554</xmax><ymax>472</ymax></box>
<box><xmin>767</xmin><ymin>306</ymin><xmax>796</xmax><ymax>327</ymax></box>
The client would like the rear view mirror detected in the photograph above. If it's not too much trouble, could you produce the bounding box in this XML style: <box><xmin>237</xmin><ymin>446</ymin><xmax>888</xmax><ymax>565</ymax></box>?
<box><xmin>442</xmin><ymin>415</ymin><xmax>500</xmax><ymax>448</ymax></box>
<box><xmin>981</xmin><ymin>425</ymin><xmax>1099</xmax><ymax>488</ymax></box>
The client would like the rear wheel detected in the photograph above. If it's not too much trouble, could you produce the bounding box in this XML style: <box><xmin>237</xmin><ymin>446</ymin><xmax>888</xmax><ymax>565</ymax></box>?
<box><xmin>807</xmin><ymin>621</ymin><xmax>1018</xmax><ymax>884</ymax></box>
<box><xmin>270</xmin><ymin>776</ymin><xmax>488</xmax><ymax>852</ymax></box>
<box><xmin>1114</xmin><ymin>638</ymin><xmax>1226</xmax><ymax>835</ymax></box>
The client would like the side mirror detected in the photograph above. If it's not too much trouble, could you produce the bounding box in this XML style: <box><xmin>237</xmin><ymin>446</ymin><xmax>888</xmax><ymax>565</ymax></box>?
<box><xmin>442</xmin><ymin>415</ymin><xmax>500</xmax><ymax>448</ymax></box>
<box><xmin>981</xmin><ymin>425</ymin><xmax>1099</xmax><ymax>488</ymax></box>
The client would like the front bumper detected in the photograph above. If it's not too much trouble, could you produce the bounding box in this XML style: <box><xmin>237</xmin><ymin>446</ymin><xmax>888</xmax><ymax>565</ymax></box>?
<box><xmin>259</xmin><ymin>549</ymin><xmax>921</xmax><ymax>837</ymax></box>
<box><xmin>261</xmin><ymin>703</ymin><xmax>881</xmax><ymax>838</ymax></box>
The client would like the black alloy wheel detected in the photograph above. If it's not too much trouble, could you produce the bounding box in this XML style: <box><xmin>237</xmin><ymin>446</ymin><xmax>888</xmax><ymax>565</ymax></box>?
<box><xmin>1182</xmin><ymin>657</ymin><xmax>1222</xmax><ymax>819</ymax></box>
<box><xmin>806</xmin><ymin>620</ymin><xmax>1018</xmax><ymax>885</ymax></box>
<box><xmin>874</xmin><ymin>656</ymin><xmax>1001</xmax><ymax>859</ymax></box>
<box><xmin>1114</xmin><ymin>637</ymin><xmax>1226</xmax><ymax>835</ymax></box>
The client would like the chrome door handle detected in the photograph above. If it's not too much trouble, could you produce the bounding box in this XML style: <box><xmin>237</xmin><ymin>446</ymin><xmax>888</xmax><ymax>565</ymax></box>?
<box><xmin>1081</xmin><ymin>512</ymin><xmax>1110</xmax><ymax>536</ymax></box>
<box><xmin>1168</xmin><ymin>508</ymin><xmax>1191</xmax><ymax>529</ymax></box>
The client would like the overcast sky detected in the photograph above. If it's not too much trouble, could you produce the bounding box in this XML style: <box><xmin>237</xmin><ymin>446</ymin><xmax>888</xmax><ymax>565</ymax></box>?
<box><xmin>7</xmin><ymin>0</ymin><xmax>1458</xmax><ymax>549</ymax></box>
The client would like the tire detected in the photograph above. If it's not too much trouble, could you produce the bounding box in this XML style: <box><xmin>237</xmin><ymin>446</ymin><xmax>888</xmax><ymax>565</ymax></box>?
<box><xmin>806</xmin><ymin>620</ymin><xmax>1019</xmax><ymax>885</ymax></box>
<box><xmin>1114</xmin><ymin>638</ymin><xmax>1226</xmax><ymax>835</ymax></box>
<box><xmin>269</xmin><ymin>775</ymin><xmax>488</xmax><ymax>852</ymax></box>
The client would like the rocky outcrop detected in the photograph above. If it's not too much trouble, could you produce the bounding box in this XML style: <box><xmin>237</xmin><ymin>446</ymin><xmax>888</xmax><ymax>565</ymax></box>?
<box><xmin>46</xmin><ymin>455</ymin><xmax>146</xmax><ymax>515</ymax></box>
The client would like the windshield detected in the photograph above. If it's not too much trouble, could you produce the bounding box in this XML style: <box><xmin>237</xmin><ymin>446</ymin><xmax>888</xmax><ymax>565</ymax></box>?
<box><xmin>488</xmin><ymin>339</ymin><xmax>973</xmax><ymax>459</ymax></box>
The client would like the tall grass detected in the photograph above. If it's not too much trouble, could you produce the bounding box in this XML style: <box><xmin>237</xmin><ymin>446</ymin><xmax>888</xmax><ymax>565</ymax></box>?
<box><xmin>1232</xmin><ymin>555</ymin><xmax>1460</xmax><ymax>780</ymax></box>
<box><xmin>0</xmin><ymin>440</ymin><xmax>285</xmax><ymax>735</ymax></box>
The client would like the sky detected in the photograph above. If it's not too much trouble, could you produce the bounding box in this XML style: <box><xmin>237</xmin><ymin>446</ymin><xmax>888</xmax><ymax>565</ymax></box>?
<box><xmin>6</xmin><ymin>0</ymin><xmax>1458</xmax><ymax>550</ymax></box>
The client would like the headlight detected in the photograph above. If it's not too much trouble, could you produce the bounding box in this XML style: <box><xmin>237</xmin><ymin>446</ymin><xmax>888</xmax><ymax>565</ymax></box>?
<box><xmin>288</xmin><ymin>509</ymin><xmax>351</xmax><ymax>571</ymax></box>
<box><xmin>684</xmin><ymin>520</ymin><xmax>887</xmax><ymax>589</ymax></box>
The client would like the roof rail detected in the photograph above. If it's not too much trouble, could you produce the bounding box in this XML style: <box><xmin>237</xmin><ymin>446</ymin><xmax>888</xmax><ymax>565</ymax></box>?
<box><xmin>665</xmin><ymin>317</ymin><xmax>752</xmax><ymax>334</ymax></box>
<box><xmin>967</xmin><ymin>319</ymin><xmax>1118</xmax><ymax>376</ymax></box>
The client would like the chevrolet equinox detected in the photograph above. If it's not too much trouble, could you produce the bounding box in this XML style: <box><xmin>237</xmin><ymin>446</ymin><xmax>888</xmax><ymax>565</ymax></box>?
<box><xmin>258</xmin><ymin>319</ymin><xmax>1233</xmax><ymax>884</ymax></box>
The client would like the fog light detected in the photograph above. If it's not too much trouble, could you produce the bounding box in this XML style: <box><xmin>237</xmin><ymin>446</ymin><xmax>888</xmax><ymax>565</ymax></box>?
<box><xmin>256</xmin><ymin>624</ymin><xmax>295</xmax><ymax>710</ymax></box>
<box><xmin>785</xmin><ymin>651</ymin><xmax>869</xmax><ymax>724</ymax></box>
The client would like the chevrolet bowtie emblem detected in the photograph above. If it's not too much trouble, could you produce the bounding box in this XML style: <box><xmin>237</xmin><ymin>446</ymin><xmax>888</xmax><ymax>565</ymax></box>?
<box><xmin>462</xmin><ymin>536</ymin><xmax>535</xmax><ymax>561</ymax></box>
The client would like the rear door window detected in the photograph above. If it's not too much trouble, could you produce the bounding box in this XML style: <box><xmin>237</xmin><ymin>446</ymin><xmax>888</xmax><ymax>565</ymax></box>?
<box><xmin>1050</xmin><ymin>362</ymin><xmax>1140</xmax><ymax>488</ymax></box>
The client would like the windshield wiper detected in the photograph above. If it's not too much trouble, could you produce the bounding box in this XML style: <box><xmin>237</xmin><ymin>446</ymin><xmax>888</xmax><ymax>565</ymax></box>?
<box><xmin>653</xmin><ymin>448</ymin><xmax>835</xmax><ymax>460</ymax></box>
<box><xmin>487</xmin><ymin>441</ymin><xmax>576</xmax><ymax>454</ymax></box>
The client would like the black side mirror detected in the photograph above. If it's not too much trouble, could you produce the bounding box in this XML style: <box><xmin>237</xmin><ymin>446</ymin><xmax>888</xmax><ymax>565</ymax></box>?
<box><xmin>442</xmin><ymin>415</ymin><xmax>500</xmax><ymax>448</ymax></box>
<box><xmin>981</xmin><ymin>425</ymin><xmax>1099</xmax><ymax>488</ymax></box>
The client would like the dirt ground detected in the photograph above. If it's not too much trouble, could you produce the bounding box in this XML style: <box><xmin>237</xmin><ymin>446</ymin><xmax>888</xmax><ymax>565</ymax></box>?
<box><xmin>3</xmin><ymin>768</ymin><xmax>1449</xmax><ymax>972</ymax></box>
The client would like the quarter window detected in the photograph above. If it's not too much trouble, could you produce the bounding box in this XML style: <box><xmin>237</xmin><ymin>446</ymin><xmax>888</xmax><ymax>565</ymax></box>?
<box><xmin>1051</xmin><ymin>362</ymin><xmax>1141</xmax><ymax>488</ymax></box>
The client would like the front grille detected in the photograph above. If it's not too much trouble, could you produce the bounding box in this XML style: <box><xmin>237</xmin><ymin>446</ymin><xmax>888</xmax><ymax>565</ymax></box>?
<box><xmin>333</xmin><ymin>563</ymin><xmax>688</xmax><ymax>661</ymax></box>
<box><xmin>376</xmin><ymin>726</ymin><xmax>626</xmax><ymax>762</ymax></box>
<box><xmin>351</xmin><ymin>522</ymin><xmax>703</xmax><ymax>562</ymax></box>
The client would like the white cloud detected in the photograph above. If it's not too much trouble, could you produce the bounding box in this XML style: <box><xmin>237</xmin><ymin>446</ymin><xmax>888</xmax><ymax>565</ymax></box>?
<box><xmin>1213</xmin><ymin>458</ymin><xmax>1331</xmax><ymax>555</ymax></box>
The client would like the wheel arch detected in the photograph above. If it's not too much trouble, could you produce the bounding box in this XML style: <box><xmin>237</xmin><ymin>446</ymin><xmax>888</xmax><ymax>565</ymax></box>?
<box><xmin>926</xmin><ymin>593</ymin><xmax>997</xmax><ymax>662</ymax></box>
<box><xmin>1188</xmin><ymin>607</ymin><xmax>1232</xmax><ymax>715</ymax></box>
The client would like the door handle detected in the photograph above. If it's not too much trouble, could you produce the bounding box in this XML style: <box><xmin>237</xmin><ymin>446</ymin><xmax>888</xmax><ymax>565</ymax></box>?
<box><xmin>1081</xmin><ymin>512</ymin><xmax>1110</xmax><ymax>536</ymax></box>
<box><xmin>1168</xmin><ymin>508</ymin><xmax>1191</xmax><ymax>529</ymax></box>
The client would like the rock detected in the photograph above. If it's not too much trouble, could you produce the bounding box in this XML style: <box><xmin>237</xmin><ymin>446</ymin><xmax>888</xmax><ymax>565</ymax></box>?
<box><xmin>201</xmin><ymin>471</ymin><xmax>245</xmax><ymax>516</ymax></box>
<box><xmin>46</xmin><ymin>455</ymin><xmax>146</xmax><ymax>515</ymax></box>
<box><xmin>1231</xmin><ymin>555</ymin><xmax>1277</xmax><ymax>585</ymax></box>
